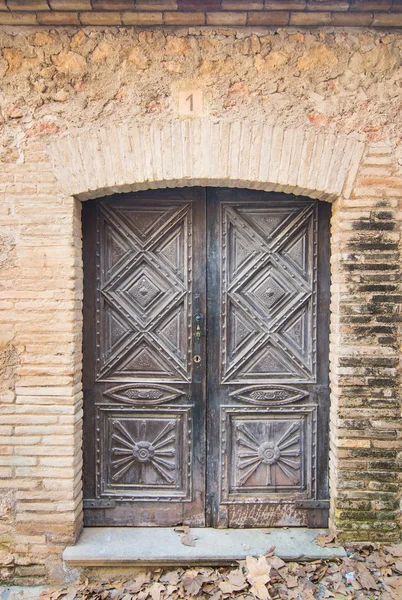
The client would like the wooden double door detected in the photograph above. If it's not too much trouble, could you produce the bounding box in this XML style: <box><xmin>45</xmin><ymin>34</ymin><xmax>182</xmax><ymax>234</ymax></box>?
<box><xmin>83</xmin><ymin>188</ymin><xmax>330</xmax><ymax>528</ymax></box>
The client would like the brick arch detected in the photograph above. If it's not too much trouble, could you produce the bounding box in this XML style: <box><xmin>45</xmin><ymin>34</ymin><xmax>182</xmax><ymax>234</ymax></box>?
<box><xmin>49</xmin><ymin>119</ymin><xmax>364</xmax><ymax>202</ymax></box>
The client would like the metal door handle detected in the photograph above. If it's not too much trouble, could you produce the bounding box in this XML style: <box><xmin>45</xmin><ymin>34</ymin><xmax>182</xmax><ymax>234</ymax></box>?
<box><xmin>195</xmin><ymin>313</ymin><xmax>204</xmax><ymax>338</ymax></box>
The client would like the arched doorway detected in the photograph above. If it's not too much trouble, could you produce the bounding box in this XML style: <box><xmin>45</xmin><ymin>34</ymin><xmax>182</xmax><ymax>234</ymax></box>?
<box><xmin>82</xmin><ymin>187</ymin><xmax>331</xmax><ymax>528</ymax></box>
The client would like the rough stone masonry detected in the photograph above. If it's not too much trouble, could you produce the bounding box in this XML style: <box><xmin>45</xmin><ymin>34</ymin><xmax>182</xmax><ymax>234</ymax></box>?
<box><xmin>0</xmin><ymin>18</ymin><xmax>402</xmax><ymax>585</ymax></box>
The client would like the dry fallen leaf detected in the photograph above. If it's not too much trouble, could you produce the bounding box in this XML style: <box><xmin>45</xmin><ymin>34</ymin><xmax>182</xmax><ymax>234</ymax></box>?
<box><xmin>355</xmin><ymin>563</ymin><xmax>377</xmax><ymax>590</ymax></box>
<box><xmin>125</xmin><ymin>572</ymin><xmax>151</xmax><ymax>594</ymax></box>
<box><xmin>267</xmin><ymin>556</ymin><xmax>286</xmax><ymax>571</ymax></box>
<box><xmin>180</xmin><ymin>533</ymin><xmax>198</xmax><ymax>547</ymax></box>
<box><xmin>286</xmin><ymin>575</ymin><xmax>299</xmax><ymax>588</ymax></box>
<box><xmin>383</xmin><ymin>575</ymin><xmax>402</xmax><ymax>589</ymax></box>
<box><xmin>385</xmin><ymin>544</ymin><xmax>402</xmax><ymax>558</ymax></box>
<box><xmin>182</xmin><ymin>569</ymin><xmax>204</xmax><ymax>595</ymax></box>
<box><xmin>174</xmin><ymin>525</ymin><xmax>189</xmax><ymax>534</ymax></box>
<box><xmin>246</xmin><ymin>555</ymin><xmax>272</xmax><ymax>600</ymax></box>
<box><xmin>263</xmin><ymin>545</ymin><xmax>276</xmax><ymax>558</ymax></box>
<box><xmin>393</xmin><ymin>559</ymin><xmax>402</xmax><ymax>573</ymax></box>
<box><xmin>227</xmin><ymin>568</ymin><xmax>248</xmax><ymax>591</ymax></box>
<box><xmin>315</xmin><ymin>532</ymin><xmax>337</xmax><ymax>547</ymax></box>
<box><xmin>149</xmin><ymin>582</ymin><xmax>165</xmax><ymax>600</ymax></box>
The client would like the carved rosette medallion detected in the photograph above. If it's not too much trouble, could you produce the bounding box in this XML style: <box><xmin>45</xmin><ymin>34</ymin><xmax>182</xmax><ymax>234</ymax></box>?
<box><xmin>111</xmin><ymin>419</ymin><xmax>177</xmax><ymax>485</ymax></box>
<box><xmin>234</xmin><ymin>419</ymin><xmax>303</xmax><ymax>489</ymax></box>
<box><xmin>257</xmin><ymin>441</ymin><xmax>281</xmax><ymax>465</ymax></box>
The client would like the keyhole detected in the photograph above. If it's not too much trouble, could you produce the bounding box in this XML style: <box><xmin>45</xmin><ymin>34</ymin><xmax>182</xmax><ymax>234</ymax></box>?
<box><xmin>193</xmin><ymin>355</ymin><xmax>201</xmax><ymax>364</ymax></box>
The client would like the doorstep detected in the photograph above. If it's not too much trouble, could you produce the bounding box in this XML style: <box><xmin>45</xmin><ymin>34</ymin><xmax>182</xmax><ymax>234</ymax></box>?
<box><xmin>63</xmin><ymin>527</ymin><xmax>346</xmax><ymax>567</ymax></box>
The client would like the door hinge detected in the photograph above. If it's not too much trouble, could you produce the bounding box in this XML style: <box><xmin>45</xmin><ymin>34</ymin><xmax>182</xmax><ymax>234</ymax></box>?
<box><xmin>295</xmin><ymin>500</ymin><xmax>330</xmax><ymax>509</ymax></box>
<box><xmin>83</xmin><ymin>499</ymin><xmax>116</xmax><ymax>509</ymax></box>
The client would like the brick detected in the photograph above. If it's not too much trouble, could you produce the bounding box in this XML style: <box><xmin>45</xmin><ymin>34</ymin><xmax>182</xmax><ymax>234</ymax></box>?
<box><xmin>290</xmin><ymin>10</ymin><xmax>332</xmax><ymax>24</ymax></box>
<box><xmin>48</xmin><ymin>0</ymin><xmax>90</xmax><ymax>7</ymax></box>
<box><xmin>37</xmin><ymin>11</ymin><xmax>80</xmax><ymax>24</ymax></box>
<box><xmin>222</xmin><ymin>0</ymin><xmax>263</xmax><ymax>8</ymax></box>
<box><xmin>372</xmin><ymin>12</ymin><xmax>402</xmax><ymax>25</ymax></box>
<box><xmin>391</xmin><ymin>0</ymin><xmax>402</xmax><ymax>12</ymax></box>
<box><xmin>264</xmin><ymin>1</ymin><xmax>306</xmax><ymax>7</ymax></box>
<box><xmin>91</xmin><ymin>0</ymin><xmax>134</xmax><ymax>7</ymax></box>
<box><xmin>164</xmin><ymin>11</ymin><xmax>205</xmax><ymax>24</ymax></box>
<box><xmin>332</xmin><ymin>13</ymin><xmax>374</xmax><ymax>26</ymax></box>
<box><xmin>338</xmin><ymin>439</ymin><xmax>372</xmax><ymax>448</ymax></box>
<box><xmin>179</xmin><ymin>0</ymin><xmax>218</xmax><ymax>8</ymax></box>
<box><xmin>248</xmin><ymin>10</ymin><xmax>290</xmax><ymax>24</ymax></box>
<box><xmin>79</xmin><ymin>11</ymin><xmax>122</xmax><ymax>25</ymax></box>
<box><xmin>0</xmin><ymin>12</ymin><xmax>38</xmax><ymax>24</ymax></box>
<box><xmin>206</xmin><ymin>10</ymin><xmax>247</xmax><ymax>24</ymax></box>
<box><xmin>7</xmin><ymin>0</ymin><xmax>49</xmax><ymax>9</ymax></box>
<box><xmin>351</xmin><ymin>0</ymin><xmax>392</xmax><ymax>10</ymax></box>
<box><xmin>123</xmin><ymin>11</ymin><xmax>165</xmax><ymax>24</ymax></box>
<box><xmin>136</xmin><ymin>0</ymin><xmax>177</xmax><ymax>8</ymax></box>
<box><xmin>307</xmin><ymin>0</ymin><xmax>349</xmax><ymax>9</ymax></box>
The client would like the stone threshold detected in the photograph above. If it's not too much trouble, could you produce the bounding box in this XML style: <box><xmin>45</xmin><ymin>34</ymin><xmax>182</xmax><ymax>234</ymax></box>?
<box><xmin>63</xmin><ymin>527</ymin><xmax>346</xmax><ymax>567</ymax></box>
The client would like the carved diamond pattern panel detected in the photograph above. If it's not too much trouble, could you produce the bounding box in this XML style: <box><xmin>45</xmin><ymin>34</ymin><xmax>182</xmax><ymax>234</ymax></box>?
<box><xmin>126</xmin><ymin>272</ymin><xmax>161</xmax><ymax>309</ymax></box>
<box><xmin>239</xmin><ymin>264</ymin><xmax>297</xmax><ymax>322</ymax></box>
<box><xmin>279</xmin><ymin>301</ymin><xmax>313</xmax><ymax>370</ymax></box>
<box><xmin>221</xmin><ymin>407</ymin><xmax>316</xmax><ymax>500</ymax></box>
<box><xmin>154</xmin><ymin>223</ymin><xmax>185</xmax><ymax>282</ymax></box>
<box><xmin>98</xmin><ymin>407</ymin><xmax>191</xmax><ymax>500</ymax></box>
<box><xmin>97</xmin><ymin>202</ymin><xmax>191</xmax><ymax>381</ymax></box>
<box><xmin>113</xmin><ymin>337</ymin><xmax>179</xmax><ymax>379</ymax></box>
<box><xmin>222</xmin><ymin>202</ymin><xmax>317</xmax><ymax>383</ymax></box>
<box><xmin>101</xmin><ymin>300</ymin><xmax>138</xmax><ymax>365</ymax></box>
<box><xmin>280</xmin><ymin>219</ymin><xmax>313</xmax><ymax>284</ymax></box>
<box><xmin>227</xmin><ymin>219</ymin><xmax>261</xmax><ymax>283</ymax></box>
<box><xmin>238</xmin><ymin>342</ymin><xmax>306</xmax><ymax>381</ymax></box>
<box><xmin>100</xmin><ymin>208</ymin><xmax>140</xmax><ymax>283</ymax></box>
<box><xmin>237</xmin><ymin>207</ymin><xmax>299</xmax><ymax>243</ymax></box>
<box><xmin>155</xmin><ymin>303</ymin><xmax>186</xmax><ymax>363</ymax></box>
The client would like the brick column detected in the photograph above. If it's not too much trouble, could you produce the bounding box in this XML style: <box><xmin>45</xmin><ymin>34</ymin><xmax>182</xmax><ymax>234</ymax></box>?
<box><xmin>329</xmin><ymin>141</ymin><xmax>402</xmax><ymax>542</ymax></box>
<box><xmin>0</xmin><ymin>138</ymin><xmax>83</xmax><ymax>583</ymax></box>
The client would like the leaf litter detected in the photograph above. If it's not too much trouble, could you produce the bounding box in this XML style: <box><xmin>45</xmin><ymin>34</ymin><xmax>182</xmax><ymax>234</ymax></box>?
<box><xmin>38</xmin><ymin>542</ymin><xmax>402</xmax><ymax>600</ymax></box>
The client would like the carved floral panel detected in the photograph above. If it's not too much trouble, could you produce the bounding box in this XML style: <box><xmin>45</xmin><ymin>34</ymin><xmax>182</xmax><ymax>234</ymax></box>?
<box><xmin>98</xmin><ymin>407</ymin><xmax>191</xmax><ymax>500</ymax></box>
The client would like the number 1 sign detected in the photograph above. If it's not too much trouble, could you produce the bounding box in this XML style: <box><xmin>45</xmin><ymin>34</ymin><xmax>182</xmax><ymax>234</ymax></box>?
<box><xmin>178</xmin><ymin>89</ymin><xmax>203</xmax><ymax>116</ymax></box>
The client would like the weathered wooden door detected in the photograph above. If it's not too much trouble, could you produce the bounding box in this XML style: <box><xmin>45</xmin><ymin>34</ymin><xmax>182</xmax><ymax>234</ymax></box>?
<box><xmin>206</xmin><ymin>189</ymin><xmax>330</xmax><ymax>528</ymax></box>
<box><xmin>83</xmin><ymin>188</ymin><xmax>330</xmax><ymax>528</ymax></box>
<box><xmin>83</xmin><ymin>189</ymin><xmax>207</xmax><ymax>526</ymax></box>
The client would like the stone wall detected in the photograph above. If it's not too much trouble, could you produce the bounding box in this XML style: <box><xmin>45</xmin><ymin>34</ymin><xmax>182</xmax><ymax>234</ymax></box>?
<box><xmin>0</xmin><ymin>24</ymin><xmax>401</xmax><ymax>584</ymax></box>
